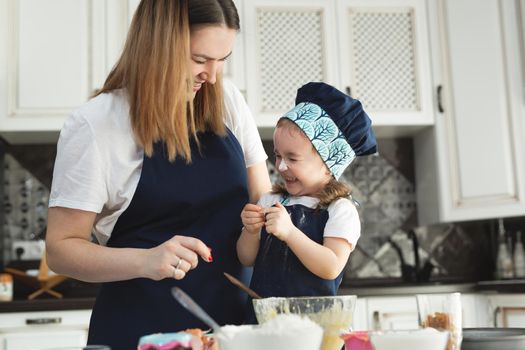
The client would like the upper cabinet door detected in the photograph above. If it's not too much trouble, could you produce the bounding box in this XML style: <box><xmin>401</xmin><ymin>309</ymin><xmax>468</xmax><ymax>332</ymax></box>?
<box><xmin>243</xmin><ymin>0</ymin><xmax>339</xmax><ymax>127</ymax></box>
<box><xmin>1</xmin><ymin>0</ymin><xmax>92</xmax><ymax>131</ymax></box>
<box><xmin>223</xmin><ymin>0</ymin><xmax>246</xmax><ymax>92</ymax></box>
<box><xmin>336</xmin><ymin>0</ymin><xmax>434</xmax><ymax>128</ymax></box>
<box><xmin>126</xmin><ymin>0</ymin><xmax>140</xmax><ymax>24</ymax></box>
<box><xmin>415</xmin><ymin>0</ymin><xmax>525</xmax><ymax>224</ymax></box>
<box><xmin>0</xmin><ymin>0</ymin><xmax>127</xmax><ymax>135</ymax></box>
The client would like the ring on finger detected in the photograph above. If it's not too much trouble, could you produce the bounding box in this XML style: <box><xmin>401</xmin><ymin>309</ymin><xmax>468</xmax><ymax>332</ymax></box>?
<box><xmin>175</xmin><ymin>258</ymin><xmax>183</xmax><ymax>270</ymax></box>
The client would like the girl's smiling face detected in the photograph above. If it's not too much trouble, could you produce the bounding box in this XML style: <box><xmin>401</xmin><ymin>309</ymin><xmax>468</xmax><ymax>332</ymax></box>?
<box><xmin>273</xmin><ymin>121</ymin><xmax>332</xmax><ymax>197</ymax></box>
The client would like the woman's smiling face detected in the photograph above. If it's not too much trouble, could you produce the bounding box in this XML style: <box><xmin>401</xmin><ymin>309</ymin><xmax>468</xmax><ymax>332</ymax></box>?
<box><xmin>190</xmin><ymin>25</ymin><xmax>236</xmax><ymax>95</ymax></box>
<box><xmin>273</xmin><ymin>121</ymin><xmax>332</xmax><ymax>197</ymax></box>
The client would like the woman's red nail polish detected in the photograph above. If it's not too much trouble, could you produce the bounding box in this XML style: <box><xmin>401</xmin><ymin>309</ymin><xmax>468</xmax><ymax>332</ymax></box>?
<box><xmin>208</xmin><ymin>255</ymin><xmax>213</xmax><ymax>262</ymax></box>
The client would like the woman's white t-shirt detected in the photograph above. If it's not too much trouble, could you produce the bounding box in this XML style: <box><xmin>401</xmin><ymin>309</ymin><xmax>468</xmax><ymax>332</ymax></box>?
<box><xmin>49</xmin><ymin>80</ymin><xmax>267</xmax><ymax>245</ymax></box>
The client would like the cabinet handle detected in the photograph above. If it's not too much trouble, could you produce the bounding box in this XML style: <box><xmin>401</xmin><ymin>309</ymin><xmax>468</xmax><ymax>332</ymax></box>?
<box><xmin>437</xmin><ymin>85</ymin><xmax>444</xmax><ymax>113</ymax></box>
<box><xmin>26</xmin><ymin>317</ymin><xmax>62</xmax><ymax>325</ymax></box>
<box><xmin>372</xmin><ymin>310</ymin><xmax>381</xmax><ymax>330</ymax></box>
<box><xmin>493</xmin><ymin>306</ymin><xmax>501</xmax><ymax>327</ymax></box>
<box><xmin>345</xmin><ymin>86</ymin><xmax>352</xmax><ymax>96</ymax></box>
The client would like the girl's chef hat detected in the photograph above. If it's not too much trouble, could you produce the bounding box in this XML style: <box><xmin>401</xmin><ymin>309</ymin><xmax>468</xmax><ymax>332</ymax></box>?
<box><xmin>281</xmin><ymin>82</ymin><xmax>377</xmax><ymax>179</ymax></box>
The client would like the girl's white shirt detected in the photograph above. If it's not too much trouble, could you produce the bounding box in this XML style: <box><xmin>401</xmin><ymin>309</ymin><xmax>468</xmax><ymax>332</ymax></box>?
<box><xmin>258</xmin><ymin>193</ymin><xmax>361</xmax><ymax>251</ymax></box>
<box><xmin>49</xmin><ymin>80</ymin><xmax>267</xmax><ymax>245</ymax></box>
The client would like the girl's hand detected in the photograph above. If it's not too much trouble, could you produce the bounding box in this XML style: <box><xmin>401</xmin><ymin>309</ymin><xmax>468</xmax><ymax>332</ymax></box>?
<box><xmin>264</xmin><ymin>202</ymin><xmax>296</xmax><ymax>242</ymax></box>
<box><xmin>241</xmin><ymin>203</ymin><xmax>265</xmax><ymax>235</ymax></box>
<box><xmin>143</xmin><ymin>235</ymin><xmax>212</xmax><ymax>281</ymax></box>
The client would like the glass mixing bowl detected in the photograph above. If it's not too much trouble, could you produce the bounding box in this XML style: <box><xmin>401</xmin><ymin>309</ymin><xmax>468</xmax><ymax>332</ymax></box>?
<box><xmin>253</xmin><ymin>295</ymin><xmax>357</xmax><ymax>350</ymax></box>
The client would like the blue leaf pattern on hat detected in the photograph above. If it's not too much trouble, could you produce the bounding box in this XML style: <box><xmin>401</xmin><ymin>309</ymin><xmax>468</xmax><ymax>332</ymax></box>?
<box><xmin>312</xmin><ymin>140</ymin><xmax>329</xmax><ymax>160</ymax></box>
<box><xmin>294</xmin><ymin>102</ymin><xmax>322</xmax><ymax>121</ymax></box>
<box><xmin>295</xmin><ymin>119</ymin><xmax>314</xmax><ymax>139</ymax></box>
<box><xmin>328</xmin><ymin>139</ymin><xmax>355</xmax><ymax>179</ymax></box>
<box><xmin>313</xmin><ymin>117</ymin><xmax>338</xmax><ymax>143</ymax></box>
<box><xmin>329</xmin><ymin>139</ymin><xmax>353</xmax><ymax>164</ymax></box>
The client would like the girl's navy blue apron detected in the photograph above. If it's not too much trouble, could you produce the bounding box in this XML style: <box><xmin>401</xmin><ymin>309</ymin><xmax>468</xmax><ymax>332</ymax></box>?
<box><xmin>247</xmin><ymin>201</ymin><xmax>344</xmax><ymax>322</ymax></box>
<box><xmin>87</xmin><ymin>129</ymin><xmax>249</xmax><ymax>350</ymax></box>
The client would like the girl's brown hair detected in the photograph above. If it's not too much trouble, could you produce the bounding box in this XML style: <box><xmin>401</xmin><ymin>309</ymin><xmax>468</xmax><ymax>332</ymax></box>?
<box><xmin>96</xmin><ymin>0</ymin><xmax>240</xmax><ymax>162</ymax></box>
<box><xmin>272</xmin><ymin>118</ymin><xmax>353</xmax><ymax>208</ymax></box>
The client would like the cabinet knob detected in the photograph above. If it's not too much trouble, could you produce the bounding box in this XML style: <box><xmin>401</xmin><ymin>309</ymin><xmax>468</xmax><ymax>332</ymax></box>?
<box><xmin>437</xmin><ymin>85</ymin><xmax>444</xmax><ymax>113</ymax></box>
<box><xmin>372</xmin><ymin>310</ymin><xmax>381</xmax><ymax>330</ymax></box>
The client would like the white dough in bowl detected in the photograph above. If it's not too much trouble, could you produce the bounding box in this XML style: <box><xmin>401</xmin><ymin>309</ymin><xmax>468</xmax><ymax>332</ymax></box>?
<box><xmin>217</xmin><ymin>314</ymin><xmax>323</xmax><ymax>350</ymax></box>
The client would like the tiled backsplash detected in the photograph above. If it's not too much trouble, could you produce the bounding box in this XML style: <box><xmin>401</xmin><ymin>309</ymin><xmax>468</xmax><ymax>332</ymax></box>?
<box><xmin>2</xmin><ymin>154</ymin><xmax>49</xmax><ymax>263</ymax></box>
<box><xmin>2</xmin><ymin>139</ymin><xmax>524</xmax><ymax>283</ymax></box>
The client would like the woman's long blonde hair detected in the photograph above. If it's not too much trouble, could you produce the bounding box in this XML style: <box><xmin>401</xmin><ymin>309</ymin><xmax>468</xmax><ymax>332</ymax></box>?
<box><xmin>96</xmin><ymin>0</ymin><xmax>240</xmax><ymax>162</ymax></box>
<box><xmin>272</xmin><ymin>118</ymin><xmax>352</xmax><ymax>208</ymax></box>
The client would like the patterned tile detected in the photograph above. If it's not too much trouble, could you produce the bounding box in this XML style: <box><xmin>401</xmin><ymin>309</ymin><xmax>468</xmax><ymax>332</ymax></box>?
<box><xmin>2</xmin><ymin>154</ymin><xmax>49</xmax><ymax>264</ymax></box>
<box><xmin>341</xmin><ymin>154</ymin><xmax>416</xmax><ymax>256</ymax></box>
<box><xmin>368</xmin><ymin>171</ymin><xmax>415</xmax><ymax>229</ymax></box>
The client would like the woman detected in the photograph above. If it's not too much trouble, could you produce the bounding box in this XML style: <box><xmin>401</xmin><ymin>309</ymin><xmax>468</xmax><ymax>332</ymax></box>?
<box><xmin>45</xmin><ymin>1</ymin><xmax>271</xmax><ymax>349</ymax></box>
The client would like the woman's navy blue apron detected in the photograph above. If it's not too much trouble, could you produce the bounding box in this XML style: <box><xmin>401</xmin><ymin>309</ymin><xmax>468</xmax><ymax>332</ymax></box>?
<box><xmin>247</xmin><ymin>201</ymin><xmax>344</xmax><ymax>323</ymax></box>
<box><xmin>87</xmin><ymin>129</ymin><xmax>249</xmax><ymax>350</ymax></box>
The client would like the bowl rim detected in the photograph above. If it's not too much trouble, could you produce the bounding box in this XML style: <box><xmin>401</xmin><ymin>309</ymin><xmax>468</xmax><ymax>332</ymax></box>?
<box><xmin>253</xmin><ymin>295</ymin><xmax>358</xmax><ymax>302</ymax></box>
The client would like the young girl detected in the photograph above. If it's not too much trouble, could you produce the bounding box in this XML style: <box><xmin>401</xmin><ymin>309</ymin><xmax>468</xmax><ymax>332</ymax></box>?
<box><xmin>237</xmin><ymin>82</ymin><xmax>377</xmax><ymax>298</ymax></box>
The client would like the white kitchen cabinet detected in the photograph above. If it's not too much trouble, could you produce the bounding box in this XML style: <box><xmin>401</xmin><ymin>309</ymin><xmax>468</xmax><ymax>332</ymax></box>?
<box><xmin>460</xmin><ymin>293</ymin><xmax>492</xmax><ymax>328</ymax></box>
<box><xmin>0</xmin><ymin>0</ymin><xmax>128</xmax><ymax>142</ymax></box>
<box><xmin>488</xmin><ymin>294</ymin><xmax>525</xmax><ymax>328</ymax></box>
<box><xmin>223</xmin><ymin>0</ymin><xmax>247</xmax><ymax>93</ymax></box>
<box><xmin>350</xmin><ymin>293</ymin><xmax>492</xmax><ymax>330</ymax></box>
<box><xmin>242</xmin><ymin>0</ymin><xmax>340</xmax><ymax>128</ymax></box>
<box><xmin>242</xmin><ymin>0</ymin><xmax>433</xmax><ymax>132</ymax></box>
<box><xmin>336</xmin><ymin>0</ymin><xmax>434</xmax><ymax>129</ymax></box>
<box><xmin>366</xmin><ymin>296</ymin><xmax>419</xmax><ymax>330</ymax></box>
<box><xmin>126</xmin><ymin>0</ymin><xmax>140</xmax><ymax>24</ymax></box>
<box><xmin>0</xmin><ymin>309</ymin><xmax>91</xmax><ymax>350</ymax></box>
<box><xmin>414</xmin><ymin>0</ymin><xmax>525</xmax><ymax>224</ymax></box>
<box><xmin>2</xmin><ymin>330</ymin><xmax>87</xmax><ymax>350</ymax></box>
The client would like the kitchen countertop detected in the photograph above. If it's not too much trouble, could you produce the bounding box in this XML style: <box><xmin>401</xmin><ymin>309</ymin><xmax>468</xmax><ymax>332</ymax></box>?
<box><xmin>0</xmin><ymin>276</ymin><xmax>99</xmax><ymax>313</ymax></box>
<box><xmin>0</xmin><ymin>297</ymin><xmax>95</xmax><ymax>313</ymax></box>
<box><xmin>1</xmin><ymin>279</ymin><xmax>523</xmax><ymax>313</ymax></box>
<box><xmin>339</xmin><ymin>278</ymin><xmax>525</xmax><ymax>296</ymax></box>
<box><xmin>476</xmin><ymin>278</ymin><xmax>525</xmax><ymax>293</ymax></box>
<box><xmin>339</xmin><ymin>282</ymin><xmax>477</xmax><ymax>296</ymax></box>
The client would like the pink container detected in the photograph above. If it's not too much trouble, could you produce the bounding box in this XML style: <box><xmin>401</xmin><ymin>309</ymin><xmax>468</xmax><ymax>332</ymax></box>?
<box><xmin>341</xmin><ymin>331</ymin><xmax>374</xmax><ymax>350</ymax></box>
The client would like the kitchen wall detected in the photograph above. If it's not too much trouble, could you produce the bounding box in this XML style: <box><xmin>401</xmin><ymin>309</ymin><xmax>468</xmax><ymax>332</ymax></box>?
<box><xmin>0</xmin><ymin>142</ymin><xmax>55</xmax><ymax>265</ymax></box>
<box><xmin>1</xmin><ymin>138</ymin><xmax>524</xmax><ymax>284</ymax></box>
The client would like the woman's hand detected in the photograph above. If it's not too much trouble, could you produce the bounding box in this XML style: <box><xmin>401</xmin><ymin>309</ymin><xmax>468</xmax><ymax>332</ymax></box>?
<box><xmin>240</xmin><ymin>203</ymin><xmax>265</xmax><ymax>235</ymax></box>
<box><xmin>264</xmin><ymin>202</ymin><xmax>297</xmax><ymax>242</ymax></box>
<box><xmin>143</xmin><ymin>235</ymin><xmax>212</xmax><ymax>281</ymax></box>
